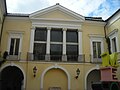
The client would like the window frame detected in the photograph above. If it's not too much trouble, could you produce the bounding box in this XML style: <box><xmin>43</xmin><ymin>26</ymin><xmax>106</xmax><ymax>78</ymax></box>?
<box><xmin>7</xmin><ymin>32</ymin><xmax>23</xmax><ymax>60</ymax></box>
<box><xmin>108</xmin><ymin>30</ymin><xmax>119</xmax><ymax>53</ymax></box>
<box><xmin>90</xmin><ymin>36</ymin><xmax>104</xmax><ymax>62</ymax></box>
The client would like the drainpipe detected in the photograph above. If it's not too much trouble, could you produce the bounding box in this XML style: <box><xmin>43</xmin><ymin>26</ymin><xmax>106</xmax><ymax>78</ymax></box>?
<box><xmin>104</xmin><ymin>22</ymin><xmax>111</xmax><ymax>54</ymax></box>
<box><xmin>0</xmin><ymin>15</ymin><xmax>6</xmax><ymax>48</ymax></box>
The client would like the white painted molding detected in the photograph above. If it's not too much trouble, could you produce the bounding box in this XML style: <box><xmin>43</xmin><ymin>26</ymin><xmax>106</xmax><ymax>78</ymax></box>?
<box><xmin>84</xmin><ymin>65</ymin><xmax>100</xmax><ymax>90</ymax></box>
<box><xmin>40</xmin><ymin>65</ymin><xmax>71</xmax><ymax>90</ymax></box>
<box><xmin>0</xmin><ymin>63</ymin><xmax>26</xmax><ymax>90</ymax></box>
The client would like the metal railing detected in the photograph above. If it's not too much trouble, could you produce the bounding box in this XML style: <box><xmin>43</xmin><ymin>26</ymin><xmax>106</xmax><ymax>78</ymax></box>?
<box><xmin>6</xmin><ymin>52</ymin><xmax>21</xmax><ymax>60</ymax></box>
<box><xmin>90</xmin><ymin>55</ymin><xmax>102</xmax><ymax>63</ymax></box>
<box><xmin>27</xmin><ymin>53</ymin><xmax>85</xmax><ymax>63</ymax></box>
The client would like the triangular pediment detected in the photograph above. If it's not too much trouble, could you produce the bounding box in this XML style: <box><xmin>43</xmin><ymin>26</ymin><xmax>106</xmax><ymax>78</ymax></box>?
<box><xmin>29</xmin><ymin>4</ymin><xmax>85</xmax><ymax>21</ymax></box>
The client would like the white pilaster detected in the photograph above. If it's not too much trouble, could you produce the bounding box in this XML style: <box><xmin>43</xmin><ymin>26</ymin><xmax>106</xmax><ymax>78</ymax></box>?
<box><xmin>29</xmin><ymin>27</ymin><xmax>35</xmax><ymax>53</ymax></box>
<box><xmin>62</xmin><ymin>28</ymin><xmax>67</xmax><ymax>61</ymax></box>
<box><xmin>63</xmin><ymin>28</ymin><xmax>67</xmax><ymax>54</ymax></box>
<box><xmin>28</xmin><ymin>27</ymin><xmax>35</xmax><ymax>60</ymax></box>
<box><xmin>46</xmin><ymin>27</ymin><xmax>51</xmax><ymax>54</ymax></box>
<box><xmin>78</xmin><ymin>29</ymin><xmax>82</xmax><ymax>55</ymax></box>
<box><xmin>45</xmin><ymin>27</ymin><xmax>51</xmax><ymax>61</ymax></box>
<box><xmin>78</xmin><ymin>29</ymin><xmax>83</xmax><ymax>62</ymax></box>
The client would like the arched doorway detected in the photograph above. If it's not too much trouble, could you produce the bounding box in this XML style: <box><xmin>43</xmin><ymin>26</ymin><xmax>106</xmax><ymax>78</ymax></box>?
<box><xmin>1</xmin><ymin>66</ymin><xmax>24</xmax><ymax>90</ymax></box>
<box><xmin>86</xmin><ymin>70</ymin><xmax>100</xmax><ymax>90</ymax></box>
<box><xmin>44</xmin><ymin>68</ymin><xmax>67</xmax><ymax>90</ymax></box>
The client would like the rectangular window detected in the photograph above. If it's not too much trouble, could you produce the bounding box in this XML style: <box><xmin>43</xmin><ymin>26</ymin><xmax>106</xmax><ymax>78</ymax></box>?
<box><xmin>66</xmin><ymin>29</ymin><xmax>78</xmax><ymax>43</ymax></box>
<box><xmin>9</xmin><ymin>38</ymin><xmax>20</xmax><ymax>55</ymax></box>
<box><xmin>93</xmin><ymin>42</ymin><xmax>101</xmax><ymax>58</ymax></box>
<box><xmin>66</xmin><ymin>45</ymin><xmax>78</xmax><ymax>61</ymax></box>
<box><xmin>50</xmin><ymin>44</ymin><xmax>62</xmax><ymax>61</ymax></box>
<box><xmin>112</xmin><ymin>37</ymin><xmax>117</xmax><ymax>52</ymax></box>
<box><xmin>34</xmin><ymin>28</ymin><xmax>47</xmax><ymax>41</ymax></box>
<box><xmin>34</xmin><ymin>43</ymin><xmax>46</xmax><ymax>60</ymax></box>
<box><xmin>51</xmin><ymin>28</ymin><xmax>63</xmax><ymax>42</ymax></box>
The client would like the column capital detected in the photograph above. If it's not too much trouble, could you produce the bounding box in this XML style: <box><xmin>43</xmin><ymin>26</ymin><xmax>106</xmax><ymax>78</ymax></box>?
<box><xmin>63</xmin><ymin>28</ymin><xmax>67</xmax><ymax>31</ymax></box>
<box><xmin>47</xmin><ymin>27</ymin><xmax>51</xmax><ymax>30</ymax></box>
<box><xmin>31</xmin><ymin>26</ymin><xmax>36</xmax><ymax>30</ymax></box>
<box><xmin>78</xmin><ymin>28</ymin><xmax>82</xmax><ymax>32</ymax></box>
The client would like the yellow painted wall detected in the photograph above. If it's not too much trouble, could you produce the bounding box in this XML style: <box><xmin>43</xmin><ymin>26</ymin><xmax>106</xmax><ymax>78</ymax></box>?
<box><xmin>1</xmin><ymin>16</ymin><xmax>31</xmax><ymax>60</ymax></box>
<box><xmin>35</xmin><ymin>10</ymin><xmax>78</xmax><ymax>20</ymax></box>
<box><xmin>82</xmin><ymin>22</ymin><xmax>106</xmax><ymax>62</ymax></box>
<box><xmin>107</xmin><ymin>18</ymin><xmax>120</xmax><ymax>51</ymax></box>
<box><xmin>1</xmin><ymin>6</ymin><xmax>120</xmax><ymax>90</ymax></box>
<box><xmin>1</xmin><ymin>61</ymin><xmax>98</xmax><ymax>90</ymax></box>
<box><xmin>44</xmin><ymin>69</ymin><xmax>67</xmax><ymax>90</ymax></box>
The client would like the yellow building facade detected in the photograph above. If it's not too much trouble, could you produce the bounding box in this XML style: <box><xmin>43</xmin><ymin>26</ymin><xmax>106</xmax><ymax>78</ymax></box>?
<box><xmin>0</xmin><ymin>1</ymin><xmax>120</xmax><ymax>90</ymax></box>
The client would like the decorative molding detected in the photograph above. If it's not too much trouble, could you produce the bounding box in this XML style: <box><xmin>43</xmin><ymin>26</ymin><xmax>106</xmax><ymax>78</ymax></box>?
<box><xmin>7</xmin><ymin>30</ymin><xmax>25</xmax><ymax>34</ymax></box>
<box><xmin>89</xmin><ymin>34</ymin><xmax>105</xmax><ymax>38</ymax></box>
<box><xmin>0</xmin><ymin>63</ymin><xmax>26</xmax><ymax>90</ymax></box>
<box><xmin>107</xmin><ymin>29</ymin><xmax>118</xmax><ymax>37</ymax></box>
<box><xmin>107</xmin><ymin>11</ymin><xmax>120</xmax><ymax>26</ymax></box>
<box><xmin>40</xmin><ymin>65</ymin><xmax>71</xmax><ymax>90</ymax></box>
<box><xmin>84</xmin><ymin>66</ymin><xmax>100</xmax><ymax>90</ymax></box>
<box><xmin>29</xmin><ymin>4</ymin><xmax>85</xmax><ymax>21</ymax></box>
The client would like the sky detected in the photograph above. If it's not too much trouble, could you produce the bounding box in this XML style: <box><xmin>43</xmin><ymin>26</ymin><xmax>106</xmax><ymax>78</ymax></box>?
<box><xmin>6</xmin><ymin>0</ymin><xmax>120</xmax><ymax>20</ymax></box>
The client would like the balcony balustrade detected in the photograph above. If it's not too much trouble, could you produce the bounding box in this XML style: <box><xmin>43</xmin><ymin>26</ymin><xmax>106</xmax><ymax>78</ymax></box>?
<box><xmin>27</xmin><ymin>53</ymin><xmax>85</xmax><ymax>63</ymax></box>
<box><xmin>6</xmin><ymin>52</ymin><xmax>21</xmax><ymax>60</ymax></box>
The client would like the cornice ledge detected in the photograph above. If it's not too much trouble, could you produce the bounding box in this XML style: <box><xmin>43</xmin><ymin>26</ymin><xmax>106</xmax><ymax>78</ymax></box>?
<box><xmin>30</xmin><ymin>17</ymin><xmax>84</xmax><ymax>23</ymax></box>
<box><xmin>88</xmin><ymin>34</ymin><xmax>105</xmax><ymax>38</ymax></box>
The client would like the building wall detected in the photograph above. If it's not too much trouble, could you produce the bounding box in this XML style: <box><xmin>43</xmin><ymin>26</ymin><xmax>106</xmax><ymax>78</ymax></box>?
<box><xmin>0</xmin><ymin>10</ymin><xmax>106</xmax><ymax>90</ymax></box>
<box><xmin>1</xmin><ymin>16</ymin><xmax>31</xmax><ymax>60</ymax></box>
<box><xmin>82</xmin><ymin>21</ymin><xmax>106</xmax><ymax>62</ymax></box>
<box><xmin>107</xmin><ymin>17</ymin><xmax>120</xmax><ymax>52</ymax></box>
<box><xmin>0</xmin><ymin>4</ymin><xmax>120</xmax><ymax>90</ymax></box>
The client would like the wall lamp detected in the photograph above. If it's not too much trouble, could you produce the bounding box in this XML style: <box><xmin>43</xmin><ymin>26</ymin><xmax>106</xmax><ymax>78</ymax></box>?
<box><xmin>33</xmin><ymin>66</ymin><xmax>37</xmax><ymax>77</ymax></box>
<box><xmin>75</xmin><ymin>68</ymin><xmax>80</xmax><ymax>79</ymax></box>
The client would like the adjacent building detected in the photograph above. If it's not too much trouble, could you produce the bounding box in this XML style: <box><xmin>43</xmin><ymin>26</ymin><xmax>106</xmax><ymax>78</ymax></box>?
<box><xmin>0</xmin><ymin>1</ymin><xmax>120</xmax><ymax>90</ymax></box>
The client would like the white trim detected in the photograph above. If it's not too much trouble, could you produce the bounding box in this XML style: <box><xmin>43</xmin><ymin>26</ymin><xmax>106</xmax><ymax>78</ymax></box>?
<box><xmin>40</xmin><ymin>64</ymin><xmax>71</xmax><ymax>90</ymax></box>
<box><xmin>108</xmin><ymin>29</ymin><xmax>119</xmax><ymax>52</ymax></box>
<box><xmin>63</xmin><ymin>29</ymin><xmax>66</xmax><ymax>54</ymax></box>
<box><xmin>107</xmin><ymin>11</ymin><xmax>120</xmax><ymax>26</ymax></box>
<box><xmin>7</xmin><ymin>32</ymin><xmax>23</xmax><ymax>54</ymax></box>
<box><xmin>46</xmin><ymin>29</ymin><xmax>51</xmax><ymax>54</ymax></box>
<box><xmin>32</xmin><ymin>21</ymin><xmax>81</xmax><ymax>30</ymax></box>
<box><xmin>29</xmin><ymin>27</ymin><xmax>35</xmax><ymax>53</ymax></box>
<box><xmin>90</xmin><ymin>36</ymin><xmax>104</xmax><ymax>62</ymax></box>
<box><xmin>0</xmin><ymin>63</ymin><xmax>26</xmax><ymax>90</ymax></box>
<box><xmin>84</xmin><ymin>65</ymin><xmax>100</xmax><ymax>90</ymax></box>
<box><xmin>78</xmin><ymin>31</ymin><xmax>82</xmax><ymax>55</ymax></box>
<box><xmin>30</xmin><ymin>4</ymin><xmax>85</xmax><ymax>21</ymax></box>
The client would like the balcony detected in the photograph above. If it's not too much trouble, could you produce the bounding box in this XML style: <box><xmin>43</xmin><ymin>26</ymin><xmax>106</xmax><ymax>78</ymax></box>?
<box><xmin>5</xmin><ymin>52</ymin><xmax>21</xmax><ymax>60</ymax></box>
<box><xmin>27</xmin><ymin>53</ymin><xmax>85</xmax><ymax>63</ymax></box>
<box><xmin>90</xmin><ymin>55</ymin><xmax>102</xmax><ymax>63</ymax></box>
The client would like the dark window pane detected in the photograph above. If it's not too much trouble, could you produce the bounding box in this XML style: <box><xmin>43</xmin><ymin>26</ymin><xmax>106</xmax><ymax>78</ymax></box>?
<box><xmin>51</xmin><ymin>28</ymin><xmax>63</xmax><ymax>42</ymax></box>
<box><xmin>15</xmin><ymin>39</ymin><xmax>20</xmax><ymax>55</ymax></box>
<box><xmin>34</xmin><ymin>28</ymin><xmax>47</xmax><ymax>41</ymax></box>
<box><xmin>10</xmin><ymin>38</ymin><xmax>15</xmax><ymax>55</ymax></box>
<box><xmin>34</xmin><ymin>43</ymin><xmax>46</xmax><ymax>60</ymax></box>
<box><xmin>50</xmin><ymin>44</ymin><xmax>62</xmax><ymax>61</ymax></box>
<box><xmin>66</xmin><ymin>45</ymin><xmax>78</xmax><ymax>55</ymax></box>
<box><xmin>97</xmin><ymin>42</ymin><xmax>101</xmax><ymax>58</ymax></box>
<box><xmin>112</xmin><ymin>38</ymin><xmax>117</xmax><ymax>52</ymax></box>
<box><xmin>93</xmin><ymin>42</ymin><xmax>97</xmax><ymax>58</ymax></box>
<box><xmin>93</xmin><ymin>42</ymin><xmax>101</xmax><ymax>58</ymax></box>
<box><xmin>66</xmin><ymin>29</ymin><xmax>78</xmax><ymax>42</ymax></box>
<box><xmin>66</xmin><ymin>45</ymin><xmax>78</xmax><ymax>61</ymax></box>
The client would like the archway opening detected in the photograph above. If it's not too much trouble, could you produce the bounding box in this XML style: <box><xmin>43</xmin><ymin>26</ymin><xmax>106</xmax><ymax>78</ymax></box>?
<box><xmin>1</xmin><ymin>66</ymin><xmax>24</xmax><ymax>90</ymax></box>
<box><xmin>86</xmin><ymin>69</ymin><xmax>100</xmax><ymax>90</ymax></box>
<box><xmin>44</xmin><ymin>68</ymin><xmax>67</xmax><ymax>90</ymax></box>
